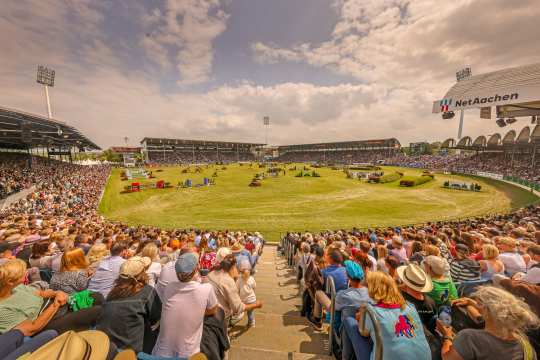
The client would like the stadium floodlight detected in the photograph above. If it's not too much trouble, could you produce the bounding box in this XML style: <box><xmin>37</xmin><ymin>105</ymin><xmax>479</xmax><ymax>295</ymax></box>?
<box><xmin>263</xmin><ymin>116</ymin><xmax>270</xmax><ymax>145</ymax></box>
<box><xmin>506</xmin><ymin>117</ymin><xmax>517</xmax><ymax>125</ymax></box>
<box><xmin>496</xmin><ymin>118</ymin><xmax>507</xmax><ymax>127</ymax></box>
<box><xmin>37</xmin><ymin>65</ymin><xmax>55</xmax><ymax>118</ymax></box>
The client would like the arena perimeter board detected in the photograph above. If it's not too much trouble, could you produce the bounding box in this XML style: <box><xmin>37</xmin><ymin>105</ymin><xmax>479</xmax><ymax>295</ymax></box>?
<box><xmin>98</xmin><ymin>164</ymin><xmax>539</xmax><ymax>241</ymax></box>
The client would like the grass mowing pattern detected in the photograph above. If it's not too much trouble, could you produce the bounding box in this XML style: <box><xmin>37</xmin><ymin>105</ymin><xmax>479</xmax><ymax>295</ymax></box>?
<box><xmin>99</xmin><ymin>164</ymin><xmax>539</xmax><ymax>241</ymax></box>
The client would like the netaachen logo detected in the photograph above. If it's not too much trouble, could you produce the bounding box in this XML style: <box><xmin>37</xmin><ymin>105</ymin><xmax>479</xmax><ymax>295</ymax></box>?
<box><xmin>454</xmin><ymin>93</ymin><xmax>519</xmax><ymax>107</ymax></box>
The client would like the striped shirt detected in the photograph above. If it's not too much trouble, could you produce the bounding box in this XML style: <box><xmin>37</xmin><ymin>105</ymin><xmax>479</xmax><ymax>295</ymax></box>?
<box><xmin>0</xmin><ymin>285</ymin><xmax>43</xmax><ymax>333</ymax></box>
<box><xmin>450</xmin><ymin>259</ymin><xmax>481</xmax><ymax>282</ymax></box>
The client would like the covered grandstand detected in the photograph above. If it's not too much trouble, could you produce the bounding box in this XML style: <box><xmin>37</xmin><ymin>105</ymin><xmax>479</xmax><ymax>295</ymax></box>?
<box><xmin>0</xmin><ymin>105</ymin><xmax>100</xmax><ymax>161</ymax></box>
<box><xmin>276</xmin><ymin>138</ymin><xmax>401</xmax><ymax>163</ymax></box>
<box><xmin>141</xmin><ymin>137</ymin><xmax>264</xmax><ymax>164</ymax></box>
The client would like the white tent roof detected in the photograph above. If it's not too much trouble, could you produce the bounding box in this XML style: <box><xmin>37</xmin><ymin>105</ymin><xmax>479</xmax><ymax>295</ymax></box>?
<box><xmin>433</xmin><ymin>62</ymin><xmax>540</xmax><ymax>114</ymax></box>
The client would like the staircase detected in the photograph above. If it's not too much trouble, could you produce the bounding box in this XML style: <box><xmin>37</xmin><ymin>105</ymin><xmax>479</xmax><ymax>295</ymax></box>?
<box><xmin>229</xmin><ymin>246</ymin><xmax>333</xmax><ymax>359</ymax></box>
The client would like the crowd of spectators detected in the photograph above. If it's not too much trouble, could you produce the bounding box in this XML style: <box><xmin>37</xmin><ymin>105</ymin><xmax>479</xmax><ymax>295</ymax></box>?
<box><xmin>0</xmin><ymin>155</ymin><xmax>265</xmax><ymax>359</ymax></box>
<box><xmin>276</xmin><ymin>150</ymin><xmax>399</xmax><ymax>164</ymax></box>
<box><xmin>147</xmin><ymin>150</ymin><xmax>255</xmax><ymax>165</ymax></box>
<box><xmin>286</xmin><ymin>207</ymin><xmax>540</xmax><ymax>359</ymax></box>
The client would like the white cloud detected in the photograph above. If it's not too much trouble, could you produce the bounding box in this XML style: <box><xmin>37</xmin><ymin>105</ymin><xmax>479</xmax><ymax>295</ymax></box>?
<box><xmin>142</xmin><ymin>0</ymin><xmax>229</xmax><ymax>85</ymax></box>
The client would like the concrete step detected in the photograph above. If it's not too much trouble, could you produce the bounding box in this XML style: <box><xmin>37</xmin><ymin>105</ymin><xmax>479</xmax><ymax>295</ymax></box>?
<box><xmin>229</xmin><ymin>345</ymin><xmax>333</xmax><ymax>360</ymax></box>
<box><xmin>229</xmin><ymin>312</ymin><xmax>329</xmax><ymax>355</ymax></box>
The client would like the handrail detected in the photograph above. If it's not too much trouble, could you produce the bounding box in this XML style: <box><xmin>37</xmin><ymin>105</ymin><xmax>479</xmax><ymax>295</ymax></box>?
<box><xmin>325</xmin><ymin>276</ymin><xmax>337</xmax><ymax>356</ymax></box>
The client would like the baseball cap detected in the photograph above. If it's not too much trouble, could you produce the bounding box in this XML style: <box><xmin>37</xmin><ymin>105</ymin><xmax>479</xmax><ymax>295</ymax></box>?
<box><xmin>119</xmin><ymin>256</ymin><xmax>151</xmax><ymax>279</ymax></box>
<box><xmin>344</xmin><ymin>260</ymin><xmax>364</xmax><ymax>281</ymax></box>
<box><xmin>175</xmin><ymin>252</ymin><xmax>199</xmax><ymax>274</ymax></box>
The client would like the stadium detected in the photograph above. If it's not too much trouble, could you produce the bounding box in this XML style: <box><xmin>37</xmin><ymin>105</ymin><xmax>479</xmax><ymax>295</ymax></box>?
<box><xmin>1</xmin><ymin>2</ymin><xmax>540</xmax><ymax>360</ymax></box>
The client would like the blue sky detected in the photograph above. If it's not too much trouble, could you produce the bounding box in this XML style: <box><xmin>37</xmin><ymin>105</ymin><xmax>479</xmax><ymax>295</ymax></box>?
<box><xmin>1</xmin><ymin>0</ymin><xmax>539</xmax><ymax>148</ymax></box>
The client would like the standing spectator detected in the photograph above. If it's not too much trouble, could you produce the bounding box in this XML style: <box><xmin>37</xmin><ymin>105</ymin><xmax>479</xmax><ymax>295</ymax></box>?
<box><xmin>236</xmin><ymin>259</ymin><xmax>257</xmax><ymax>327</ymax></box>
<box><xmin>88</xmin><ymin>242</ymin><xmax>128</xmax><ymax>299</ymax></box>
<box><xmin>152</xmin><ymin>252</ymin><xmax>218</xmax><ymax>358</ymax></box>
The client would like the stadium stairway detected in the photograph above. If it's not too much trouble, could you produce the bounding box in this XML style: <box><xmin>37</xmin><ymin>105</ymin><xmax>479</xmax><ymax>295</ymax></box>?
<box><xmin>229</xmin><ymin>245</ymin><xmax>332</xmax><ymax>360</ymax></box>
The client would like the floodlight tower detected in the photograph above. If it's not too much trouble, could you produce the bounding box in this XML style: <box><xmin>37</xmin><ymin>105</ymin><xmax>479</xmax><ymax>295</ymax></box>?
<box><xmin>36</xmin><ymin>65</ymin><xmax>55</xmax><ymax>119</ymax></box>
<box><xmin>455</xmin><ymin>67</ymin><xmax>472</xmax><ymax>139</ymax></box>
<box><xmin>263</xmin><ymin>116</ymin><xmax>270</xmax><ymax>145</ymax></box>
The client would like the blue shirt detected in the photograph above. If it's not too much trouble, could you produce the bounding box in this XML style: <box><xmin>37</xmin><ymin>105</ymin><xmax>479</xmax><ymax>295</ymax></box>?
<box><xmin>334</xmin><ymin>287</ymin><xmax>371</xmax><ymax>331</ymax></box>
<box><xmin>321</xmin><ymin>265</ymin><xmax>348</xmax><ymax>292</ymax></box>
<box><xmin>88</xmin><ymin>256</ymin><xmax>126</xmax><ymax>299</ymax></box>
<box><xmin>364</xmin><ymin>302</ymin><xmax>431</xmax><ymax>360</ymax></box>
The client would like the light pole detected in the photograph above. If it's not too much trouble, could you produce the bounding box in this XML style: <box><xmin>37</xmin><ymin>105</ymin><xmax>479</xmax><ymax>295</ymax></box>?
<box><xmin>36</xmin><ymin>65</ymin><xmax>55</xmax><ymax>118</ymax></box>
<box><xmin>263</xmin><ymin>116</ymin><xmax>270</xmax><ymax>145</ymax></box>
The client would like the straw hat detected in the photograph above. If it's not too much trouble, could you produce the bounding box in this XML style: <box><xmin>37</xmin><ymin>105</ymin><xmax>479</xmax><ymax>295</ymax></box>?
<box><xmin>397</xmin><ymin>263</ymin><xmax>433</xmax><ymax>293</ymax></box>
<box><xmin>119</xmin><ymin>256</ymin><xmax>151</xmax><ymax>279</ymax></box>
<box><xmin>23</xmin><ymin>330</ymin><xmax>109</xmax><ymax>360</ymax></box>
<box><xmin>230</xmin><ymin>242</ymin><xmax>244</xmax><ymax>253</ymax></box>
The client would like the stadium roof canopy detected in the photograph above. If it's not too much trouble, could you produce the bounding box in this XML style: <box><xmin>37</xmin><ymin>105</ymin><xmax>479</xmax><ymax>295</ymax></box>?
<box><xmin>278</xmin><ymin>138</ymin><xmax>401</xmax><ymax>152</ymax></box>
<box><xmin>432</xmin><ymin>62</ymin><xmax>540</xmax><ymax>118</ymax></box>
<box><xmin>0</xmin><ymin>106</ymin><xmax>100</xmax><ymax>150</ymax></box>
<box><xmin>141</xmin><ymin>137</ymin><xmax>264</xmax><ymax>148</ymax></box>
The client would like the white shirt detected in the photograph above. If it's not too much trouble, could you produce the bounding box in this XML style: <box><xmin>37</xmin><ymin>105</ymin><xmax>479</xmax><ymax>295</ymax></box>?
<box><xmin>499</xmin><ymin>252</ymin><xmax>526</xmax><ymax>276</ymax></box>
<box><xmin>146</xmin><ymin>261</ymin><xmax>162</xmax><ymax>288</ymax></box>
<box><xmin>367</xmin><ymin>254</ymin><xmax>377</xmax><ymax>272</ymax></box>
<box><xmin>155</xmin><ymin>261</ymin><xmax>178</xmax><ymax>300</ymax></box>
<box><xmin>152</xmin><ymin>281</ymin><xmax>218</xmax><ymax>358</ymax></box>
<box><xmin>236</xmin><ymin>276</ymin><xmax>256</xmax><ymax>304</ymax></box>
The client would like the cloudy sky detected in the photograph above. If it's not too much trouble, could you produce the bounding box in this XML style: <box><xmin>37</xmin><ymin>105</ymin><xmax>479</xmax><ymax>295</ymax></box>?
<box><xmin>1</xmin><ymin>0</ymin><xmax>539</xmax><ymax>148</ymax></box>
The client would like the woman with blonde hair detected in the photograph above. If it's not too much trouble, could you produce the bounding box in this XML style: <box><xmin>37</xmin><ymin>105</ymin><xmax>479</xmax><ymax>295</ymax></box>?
<box><xmin>479</xmin><ymin>244</ymin><xmax>505</xmax><ymax>280</ymax></box>
<box><xmin>50</xmin><ymin>248</ymin><xmax>90</xmax><ymax>294</ymax></box>
<box><xmin>438</xmin><ymin>286</ymin><xmax>539</xmax><ymax>360</ymax></box>
<box><xmin>86</xmin><ymin>243</ymin><xmax>110</xmax><ymax>271</ymax></box>
<box><xmin>141</xmin><ymin>242</ymin><xmax>162</xmax><ymax>287</ymax></box>
<box><xmin>347</xmin><ymin>271</ymin><xmax>430</xmax><ymax>360</ymax></box>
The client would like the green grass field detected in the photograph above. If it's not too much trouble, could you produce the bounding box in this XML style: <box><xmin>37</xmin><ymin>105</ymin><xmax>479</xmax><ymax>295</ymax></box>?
<box><xmin>98</xmin><ymin>164</ymin><xmax>539</xmax><ymax>241</ymax></box>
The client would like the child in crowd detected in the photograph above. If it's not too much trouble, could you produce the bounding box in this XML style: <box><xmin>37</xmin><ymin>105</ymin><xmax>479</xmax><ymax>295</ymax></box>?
<box><xmin>236</xmin><ymin>259</ymin><xmax>257</xmax><ymax>327</ymax></box>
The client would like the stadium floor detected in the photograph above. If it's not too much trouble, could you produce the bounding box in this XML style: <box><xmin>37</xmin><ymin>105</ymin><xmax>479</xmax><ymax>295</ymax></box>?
<box><xmin>98</xmin><ymin>164</ymin><xmax>539</xmax><ymax>241</ymax></box>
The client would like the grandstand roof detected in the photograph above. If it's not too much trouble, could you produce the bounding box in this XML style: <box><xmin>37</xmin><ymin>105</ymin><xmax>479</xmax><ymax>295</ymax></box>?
<box><xmin>140</xmin><ymin>137</ymin><xmax>263</xmax><ymax>147</ymax></box>
<box><xmin>433</xmin><ymin>62</ymin><xmax>540</xmax><ymax>114</ymax></box>
<box><xmin>278</xmin><ymin>138</ymin><xmax>401</xmax><ymax>151</ymax></box>
<box><xmin>0</xmin><ymin>106</ymin><xmax>100</xmax><ymax>150</ymax></box>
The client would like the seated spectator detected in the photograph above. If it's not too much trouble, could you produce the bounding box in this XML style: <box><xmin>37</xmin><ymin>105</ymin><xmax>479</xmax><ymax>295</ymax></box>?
<box><xmin>198</xmin><ymin>238</ymin><xmax>217</xmax><ymax>276</ymax></box>
<box><xmin>86</xmin><ymin>243</ymin><xmax>109</xmax><ymax>272</ymax></box>
<box><xmin>498</xmin><ymin>237</ymin><xmax>527</xmax><ymax>276</ymax></box>
<box><xmin>140</xmin><ymin>243</ymin><xmax>162</xmax><ymax>287</ymax></box>
<box><xmin>437</xmin><ymin>286</ymin><xmax>539</xmax><ymax>360</ymax></box>
<box><xmin>385</xmin><ymin>255</ymin><xmax>400</xmax><ymax>280</ymax></box>
<box><xmin>424</xmin><ymin>255</ymin><xmax>457</xmax><ymax>307</ymax></box>
<box><xmin>97</xmin><ymin>256</ymin><xmax>162</xmax><ymax>354</ymax></box>
<box><xmin>335</xmin><ymin>260</ymin><xmax>370</xmax><ymax>329</ymax></box>
<box><xmin>479</xmin><ymin>244</ymin><xmax>505</xmax><ymax>281</ymax></box>
<box><xmin>450</xmin><ymin>244</ymin><xmax>481</xmax><ymax>283</ymax></box>
<box><xmin>0</xmin><ymin>328</ymin><xmax>57</xmax><ymax>360</ymax></box>
<box><xmin>208</xmin><ymin>254</ymin><xmax>262</xmax><ymax>326</ymax></box>
<box><xmin>358</xmin><ymin>241</ymin><xmax>377</xmax><ymax>272</ymax></box>
<box><xmin>50</xmin><ymin>248</ymin><xmax>91</xmax><ymax>294</ymax></box>
<box><xmin>88</xmin><ymin>242</ymin><xmax>128</xmax><ymax>298</ymax></box>
<box><xmin>310</xmin><ymin>249</ymin><xmax>347</xmax><ymax>330</ymax></box>
<box><xmin>354</xmin><ymin>271</ymin><xmax>431</xmax><ymax>360</ymax></box>
<box><xmin>375</xmin><ymin>245</ymin><xmax>389</xmax><ymax>273</ymax></box>
<box><xmin>397</xmin><ymin>263</ymin><xmax>436</xmax><ymax>329</ymax></box>
<box><xmin>520</xmin><ymin>244</ymin><xmax>540</xmax><ymax>285</ymax></box>
<box><xmin>0</xmin><ymin>259</ymin><xmax>101</xmax><ymax>335</ymax></box>
<box><xmin>28</xmin><ymin>242</ymin><xmax>53</xmax><ymax>269</ymax></box>
<box><xmin>152</xmin><ymin>252</ymin><xmax>218</xmax><ymax>358</ymax></box>
<box><xmin>390</xmin><ymin>236</ymin><xmax>408</xmax><ymax>264</ymax></box>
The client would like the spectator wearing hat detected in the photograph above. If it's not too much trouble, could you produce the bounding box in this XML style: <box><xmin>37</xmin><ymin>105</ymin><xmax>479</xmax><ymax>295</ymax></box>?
<box><xmin>449</xmin><ymin>244</ymin><xmax>481</xmax><ymax>283</ymax></box>
<box><xmin>424</xmin><ymin>255</ymin><xmax>458</xmax><ymax>307</ymax></box>
<box><xmin>97</xmin><ymin>256</ymin><xmax>162</xmax><ymax>354</ymax></box>
<box><xmin>497</xmin><ymin>237</ymin><xmax>527</xmax><ymax>276</ymax></box>
<box><xmin>397</xmin><ymin>263</ymin><xmax>436</xmax><ymax>328</ymax></box>
<box><xmin>153</xmin><ymin>252</ymin><xmax>218</xmax><ymax>358</ymax></box>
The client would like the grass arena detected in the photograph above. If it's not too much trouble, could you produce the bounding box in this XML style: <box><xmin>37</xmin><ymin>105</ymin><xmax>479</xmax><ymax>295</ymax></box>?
<box><xmin>98</xmin><ymin>163</ymin><xmax>539</xmax><ymax>241</ymax></box>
